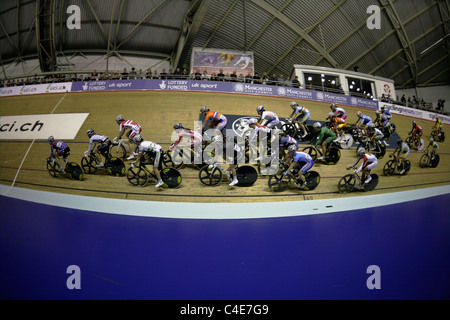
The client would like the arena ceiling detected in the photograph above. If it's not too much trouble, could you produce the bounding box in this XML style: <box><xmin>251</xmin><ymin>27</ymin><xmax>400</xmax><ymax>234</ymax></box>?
<box><xmin>0</xmin><ymin>0</ymin><xmax>449</xmax><ymax>89</ymax></box>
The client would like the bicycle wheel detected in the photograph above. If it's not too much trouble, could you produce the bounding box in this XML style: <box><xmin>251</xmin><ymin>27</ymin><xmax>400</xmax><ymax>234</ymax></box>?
<box><xmin>363</xmin><ymin>174</ymin><xmax>379</xmax><ymax>192</ymax></box>
<box><xmin>338</xmin><ymin>134</ymin><xmax>353</xmax><ymax>149</ymax></box>
<box><xmin>419</xmin><ymin>154</ymin><xmax>430</xmax><ymax>168</ymax></box>
<box><xmin>268</xmin><ymin>173</ymin><xmax>291</xmax><ymax>192</ymax></box>
<box><xmin>47</xmin><ymin>160</ymin><xmax>61</xmax><ymax>178</ymax></box>
<box><xmin>126</xmin><ymin>166</ymin><xmax>148</xmax><ymax>186</ymax></box>
<box><xmin>301</xmin><ymin>171</ymin><xmax>320</xmax><ymax>191</ymax></box>
<box><xmin>338</xmin><ymin>174</ymin><xmax>356</xmax><ymax>194</ymax></box>
<box><xmin>324</xmin><ymin>148</ymin><xmax>340</xmax><ymax>165</ymax></box>
<box><xmin>302</xmin><ymin>146</ymin><xmax>318</xmax><ymax>161</ymax></box>
<box><xmin>417</xmin><ymin>138</ymin><xmax>425</xmax><ymax>151</ymax></box>
<box><xmin>199</xmin><ymin>166</ymin><xmax>223</xmax><ymax>186</ymax></box>
<box><xmin>431</xmin><ymin>155</ymin><xmax>440</xmax><ymax>168</ymax></box>
<box><xmin>81</xmin><ymin>156</ymin><xmax>99</xmax><ymax>174</ymax></box>
<box><xmin>281</xmin><ymin>123</ymin><xmax>298</xmax><ymax>138</ymax></box>
<box><xmin>383</xmin><ymin>160</ymin><xmax>395</xmax><ymax>177</ymax></box>
<box><xmin>383</xmin><ymin>160</ymin><xmax>395</xmax><ymax>176</ymax></box>
<box><xmin>402</xmin><ymin>160</ymin><xmax>411</xmax><ymax>175</ymax></box>
<box><xmin>106</xmin><ymin>158</ymin><xmax>126</xmax><ymax>176</ymax></box>
<box><xmin>236</xmin><ymin>166</ymin><xmax>258</xmax><ymax>187</ymax></box>
<box><xmin>160</xmin><ymin>167</ymin><xmax>182</xmax><ymax>188</ymax></box>
<box><xmin>66</xmin><ymin>162</ymin><xmax>84</xmax><ymax>181</ymax></box>
<box><xmin>162</xmin><ymin>151</ymin><xmax>182</xmax><ymax>169</ymax></box>
<box><xmin>109</xmin><ymin>143</ymin><xmax>127</xmax><ymax>160</ymax></box>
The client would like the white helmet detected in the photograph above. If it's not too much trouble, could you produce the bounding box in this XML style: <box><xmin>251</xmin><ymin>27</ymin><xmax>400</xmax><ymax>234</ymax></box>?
<box><xmin>115</xmin><ymin>115</ymin><xmax>124</xmax><ymax>123</ymax></box>
<box><xmin>87</xmin><ymin>129</ymin><xmax>95</xmax><ymax>137</ymax></box>
<box><xmin>357</xmin><ymin>147</ymin><xmax>366</xmax><ymax>157</ymax></box>
<box><xmin>288</xmin><ymin>144</ymin><xmax>298</xmax><ymax>154</ymax></box>
<box><xmin>132</xmin><ymin>134</ymin><xmax>143</xmax><ymax>143</ymax></box>
<box><xmin>256</xmin><ymin>105</ymin><xmax>265</xmax><ymax>113</ymax></box>
<box><xmin>313</xmin><ymin>122</ymin><xmax>322</xmax><ymax>129</ymax></box>
<box><xmin>247</xmin><ymin>118</ymin><xmax>257</xmax><ymax>125</ymax></box>
<box><xmin>290</xmin><ymin>102</ymin><xmax>298</xmax><ymax>109</ymax></box>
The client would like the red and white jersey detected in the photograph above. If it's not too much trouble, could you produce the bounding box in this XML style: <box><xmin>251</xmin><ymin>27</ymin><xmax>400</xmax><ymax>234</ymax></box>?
<box><xmin>119</xmin><ymin>120</ymin><xmax>141</xmax><ymax>133</ymax></box>
<box><xmin>248</xmin><ymin>124</ymin><xmax>271</xmax><ymax>143</ymax></box>
<box><xmin>353</xmin><ymin>153</ymin><xmax>378</xmax><ymax>173</ymax></box>
<box><xmin>171</xmin><ymin>129</ymin><xmax>202</xmax><ymax>150</ymax></box>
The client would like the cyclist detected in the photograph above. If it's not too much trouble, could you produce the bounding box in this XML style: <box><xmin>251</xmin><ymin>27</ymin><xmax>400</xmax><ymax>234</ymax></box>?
<box><xmin>170</xmin><ymin>123</ymin><xmax>203</xmax><ymax>165</ymax></box>
<box><xmin>130</xmin><ymin>135</ymin><xmax>164</xmax><ymax>188</ymax></box>
<box><xmin>355</xmin><ymin>111</ymin><xmax>373</xmax><ymax>128</ymax></box>
<box><xmin>427</xmin><ymin>137</ymin><xmax>439</xmax><ymax>161</ymax></box>
<box><xmin>331</xmin><ymin>114</ymin><xmax>347</xmax><ymax>141</ymax></box>
<box><xmin>311</xmin><ymin>122</ymin><xmax>336</xmax><ymax>161</ymax></box>
<box><xmin>432</xmin><ymin>116</ymin><xmax>443</xmax><ymax>138</ymax></box>
<box><xmin>288</xmin><ymin>102</ymin><xmax>310</xmax><ymax>138</ymax></box>
<box><xmin>380</xmin><ymin>105</ymin><xmax>392</xmax><ymax>121</ymax></box>
<box><xmin>256</xmin><ymin>105</ymin><xmax>279</xmax><ymax>129</ymax></box>
<box><xmin>279</xmin><ymin>132</ymin><xmax>299</xmax><ymax>162</ymax></box>
<box><xmin>84</xmin><ymin>129</ymin><xmax>111</xmax><ymax>168</ymax></box>
<box><xmin>283</xmin><ymin>145</ymin><xmax>314</xmax><ymax>189</ymax></box>
<box><xmin>210</xmin><ymin>135</ymin><xmax>244</xmax><ymax>187</ymax></box>
<box><xmin>408</xmin><ymin>121</ymin><xmax>423</xmax><ymax>147</ymax></box>
<box><xmin>200</xmin><ymin>106</ymin><xmax>228</xmax><ymax>136</ymax></box>
<box><xmin>367</xmin><ymin>123</ymin><xmax>384</xmax><ymax>151</ymax></box>
<box><xmin>247</xmin><ymin>118</ymin><xmax>273</xmax><ymax>162</ymax></box>
<box><xmin>347</xmin><ymin>147</ymin><xmax>378</xmax><ymax>186</ymax></box>
<box><xmin>389</xmin><ymin>139</ymin><xmax>410</xmax><ymax>175</ymax></box>
<box><xmin>48</xmin><ymin>136</ymin><xmax>70</xmax><ymax>172</ymax></box>
<box><xmin>330</xmin><ymin>104</ymin><xmax>347</xmax><ymax>120</ymax></box>
<box><xmin>114</xmin><ymin>115</ymin><xmax>142</xmax><ymax>160</ymax></box>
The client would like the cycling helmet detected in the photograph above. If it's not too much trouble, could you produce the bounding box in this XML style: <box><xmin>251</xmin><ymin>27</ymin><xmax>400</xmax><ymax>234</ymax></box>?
<box><xmin>256</xmin><ymin>105</ymin><xmax>265</xmax><ymax>113</ymax></box>
<box><xmin>132</xmin><ymin>134</ymin><xmax>143</xmax><ymax>143</ymax></box>
<box><xmin>412</xmin><ymin>120</ymin><xmax>417</xmax><ymax>126</ymax></box>
<box><xmin>397</xmin><ymin>139</ymin><xmax>403</xmax><ymax>146</ymax></box>
<box><xmin>115</xmin><ymin>115</ymin><xmax>124</xmax><ymax>123</ymax></box>
<box><xmin>375</xmin><ymin>110</ymin><xmax>381</xmax><ymax>116</ymax></box>
<box><xmin>330</xmin><ymin>103</ymin><xmax>337</xmax><ymax>110</ymax></box>
<box><xmin>313</xmin><ymin>122</ymin><xmax>322</xmax><ymax>129</ymax></box>
<box><xmin>430</xmin><ymin>137</ymin><xmax>434</xmax><ymax>142</ymax></box>
<box><xmin>173</xmin><ymin>123</ymin><xmax>183</xmax><ymax>130</ymax></box>
<box><xmin>290</xmin><ymin>102</ymin><xmax>298</xmax><ymax>109</ymax></box>
<box><xmin>288</xmin><ymin>144</ymin><xmax>298</xmax><ymax>154</ymax></box>
<box><xmin>247</xmin><ymin>118</ymin><xmax>257</xmax><ymax>126</ymax></box>
<box><xmin>357</xmin><ymin>111</ymin><xmax>362</xmax><ymax>117</ymax></box>
<box><xmin>357</xmin><ymin>147</ymin><xmax>366</xmax><ymax>157</ymax></box>
<box><xmin>381</xmin><ymin>105</ymin><xmax>386</xmax><ymax>110</ymax></box>
<box><xmin>368</xmin><ymin>123</ymin><xmax>376</xmax><ymax>129</ymax></box>
<box><xmin>327</xmin><ymin>112</ymin><xmax>335</xmax><ymax>119</ymax></box>
<box><xmin>200</xmin><ymin>106</ymin><xmax>209</xmax><ymax>113</ymax></box>
<box><xmin>48</xmin><ymin>136</ymin><xmax>55</xmax><ymax>143</ymax></box>
<box><xmin>87</xmin><ymin>129</ymin><xmax>95</xmax><ymax>137</ymax></box>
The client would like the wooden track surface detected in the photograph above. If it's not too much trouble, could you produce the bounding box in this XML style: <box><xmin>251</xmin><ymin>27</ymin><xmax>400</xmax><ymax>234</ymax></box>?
<box><xmin>1</xmin><ymin>91</ymin><xmax>449</xmax><ymax>203</ymax></box>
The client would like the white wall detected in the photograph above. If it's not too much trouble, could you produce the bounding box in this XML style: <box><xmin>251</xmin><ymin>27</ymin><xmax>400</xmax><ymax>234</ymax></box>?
<box><xmin>396</xmin><ymin>85</ymin><xmax>450</xmax><ymax>112</ymax></box>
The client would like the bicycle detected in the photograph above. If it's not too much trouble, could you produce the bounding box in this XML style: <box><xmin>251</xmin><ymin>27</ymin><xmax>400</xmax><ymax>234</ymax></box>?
<box><xmin>268</xmin><ymin>165</ymin><xmax>320</xmax><ymax>192</ymax></box>
<box><xmin>337</xmin><ymin>170</ymin><xmax>379</xmax><ymax>193</ymax></box>
<box><xmin>280</xmin><ymin>119</ymin><xmax>313</xmax><ymax>141</ymax></box>
<box><xmin>46</xmin><ymin>156</ymin><xmax>84</xmax><ymax>181</ymax></box>
<box><xmin>109</xmin><ymin>138</ymin><xmax>132</xmax><ymax>160</ymax></box>
<box><xmin>431</xmin><ymin>128</ymin><xmax>445</xmax><ymax>142</ymax></box>
<box><xmin>81</xmin><ymin>151</ymin><xmax>126</xmax><ymax>176</ymax></box>
<box><xmin>356</xmin><ymin>137</ymin><xmax>387</xmax><ymax>159</ymax></box>
<box><xmin>419</xmin><ymin>150</ymin><xmax>440</xmax><ymax>168</ymax></box>
<box><xmin>302</xmin><ymin>143</ymin><xmax>341</xmax><ymax>165</ymax></box>
<box><xmin>126</xmin><ymin>161</ymin><xmax>182</xmax><ymax>188</ymax></box>
<box><xmin>405</xmin><ymin>135</ymin><xmax>425</xmax><ymax>151</ymax></box>
<box><xmin>198</xmin><ymin>163</ymin><xmax>258</xmax><ymax>187</ymax></box>
<box><xmin>383</xmin><ymin>155</ymin><xmax>411</xmax><ymax>176</ymax></box>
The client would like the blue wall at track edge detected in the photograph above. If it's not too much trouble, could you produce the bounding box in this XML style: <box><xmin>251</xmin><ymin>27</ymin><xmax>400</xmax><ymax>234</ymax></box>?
<box><xmin>0</xmin><ymin>187</ymin><xmax>450</xmax><ymax>300</ymax></box>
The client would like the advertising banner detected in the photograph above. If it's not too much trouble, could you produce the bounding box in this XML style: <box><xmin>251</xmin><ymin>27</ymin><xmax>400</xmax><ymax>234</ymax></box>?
<box><xmin>0</xmin><ymin>113</ymin><xmax>89</xmax><ymax>140</ymax></box>
<box><xmin>191</xmin><ymin>47</ymin><xmax>254</xmax><ymax>76</ymax></box>
<box><xmin>0</xmin><ymin>82</ymin><xmax>72</xmax><ymax>97</ymax></box>
<box><xmin>381</xmin><ymin>102</ymin><xmax>450</xmax><ymax>124</ymax></box>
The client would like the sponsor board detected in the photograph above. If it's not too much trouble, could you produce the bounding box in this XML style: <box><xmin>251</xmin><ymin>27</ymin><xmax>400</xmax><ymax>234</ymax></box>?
<box><xmin>0</xmin><ymin>83</ymin><xmax>72</xmax><ymax>97</ymax></box>
<box><xmin>0</xmin><ymin>113</ymin><xmax>89</xmax><ymax>140</ymax></box>
<box><xmin>381</xmin><ymin>103</ymin><xmax>450</xmax><ymax>124</ymax></box>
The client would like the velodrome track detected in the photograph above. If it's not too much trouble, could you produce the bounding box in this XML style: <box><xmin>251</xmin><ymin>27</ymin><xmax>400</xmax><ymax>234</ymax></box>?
<box><xmin>1</xmin><ymin>90</ymin><xmax>450</xmax><ymax>300</ymax></box>
<box><xmin>0</xmin><ymin>90</ymin><xmax>449</xmax><ymax>203</ymax></box>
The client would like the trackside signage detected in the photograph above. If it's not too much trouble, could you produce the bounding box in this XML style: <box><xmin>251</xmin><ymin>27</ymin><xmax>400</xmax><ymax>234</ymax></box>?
<box><xmin>0</xmin><ymin>113</ymin><xmax>89</xmax><ymax>140</ymax></box>
<box><xmin>0</xmin><ymin>82</ymin><xmax>72</xmax><ymax>97</ymax></box>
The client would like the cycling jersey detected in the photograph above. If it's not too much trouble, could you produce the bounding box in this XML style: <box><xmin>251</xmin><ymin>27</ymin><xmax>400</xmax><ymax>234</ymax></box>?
<box><xmin>119</xmin><ymin>120</ymin><xmax>142</xmax><ymax>139</ymax></box>
<box><xmin>248</xmin><ymin>124</ymin><xmax>271</xmax><ymax>144</ymax></box>
<box><xmin>358</xmin><ymin>114</ymin><xmax>373</xmax><ymax>126</ymax></box>
<box><xmin>313</xmin><ymin>127</ymin><xmax>336</xmax><ymax>147</ymax></box>
<box><xmin>352</xmin><ymin>153</ymin><xmax>378</xmax><ymax>173</ymax></box>
<box><xmin>400</xmin><ymin>142</ymin><xmax>410</xmax><ymax>158</ymax></box>
<box><xmin>171</xmin><ymin>129</ymin><xmax>202</xmax><ymax>151</ymax></box>
<box><xmin>334</xmin><ymin>107</ymin><xmax>347</xmax><ymax>120</ymax></box>
<box><xmin>50</xmin><ymin>140</ymin><xmax>70</xmax><ymax>159</ymax></box>
<box><xmin>280</xmin><ymin>135</ymin><xmax>298</xmax><ymax>150</ymax></box>
<box><xmin>87</xmin><ymin>134</ymin><xmax>110</xmax><ymax>155</ymax></box>
<box><xmin>138</xmin><ymin>141</ymin><xmax>163</xmax><ymax>168</ymax></box>
<box><xmin>260</xmin><ymin>111</ymin><xmax>279</xmax><ymax>128</ymax></box>
<box><xmin>293</xmin><ymin>151</ymin><xmax>314</xmax><ymax>173</ymax></box>
<box><xmin>332</xmin><ymin>117</ymin><xmax>347</xmax><ymax>131</ymax></box>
